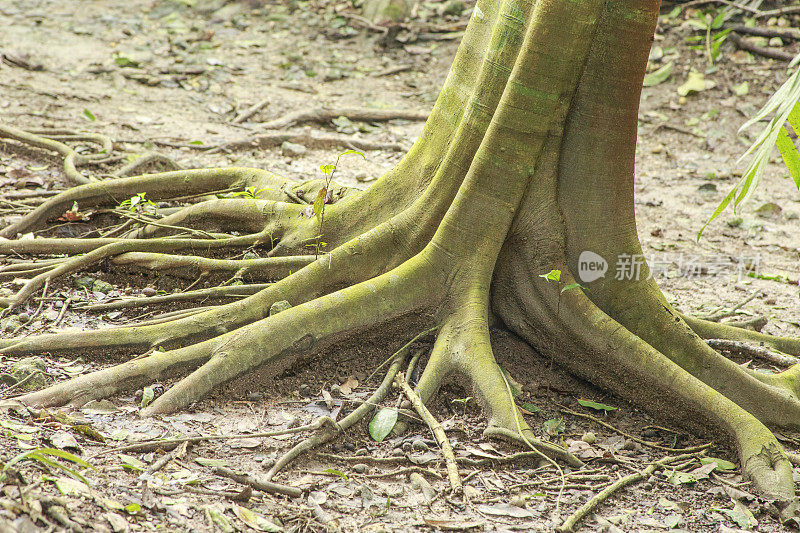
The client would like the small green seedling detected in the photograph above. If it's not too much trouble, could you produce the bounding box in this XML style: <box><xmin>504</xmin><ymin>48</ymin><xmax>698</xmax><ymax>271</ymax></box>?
<box><xmin>119</xmin><ymin>192</ymin><xmax>157</xmax><ymax>213</ymax></box>
<box><xmin>313</xmin><ymin>149</ymin><xmax>366</xmax><ymax>257</ymax></box>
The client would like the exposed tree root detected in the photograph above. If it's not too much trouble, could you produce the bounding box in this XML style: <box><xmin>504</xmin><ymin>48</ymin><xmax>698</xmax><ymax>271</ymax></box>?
<box><xmin>682</xmin><ymin>313</ymin><xmax>800</xmax><ymax>357</ymax></box>
<box><xmin>707</xmin><ymin>338</ymin><xmax>800</xmax><ymax>368</ymax></box>
<box><xmin>561</xmin><ymin>408</ymin><xmax>713</xmax><ymax>453</ymax></box>
<box><xmin>206</xmin><ymin>132</ymin><xmax>407</xmax><ymax>154</ymax></box>
<box><xmin>110</xmin><ymin>253</ymin><xmax>313</xmax><ymax>282</ymax></box>
<box><xmin>397</xmin><ymin>371</ymin><xmax>463</xmax><ymax>494</ymax></box>
<box><xmin>258</xmin><ymin>106</ymin><xmax>429</xmax><ymax>130</ymax></box>
<box><xmin>0</xmin><ymin>124</ymin><xmax>112</xmax><ymax>185</ymax></box>
<box><xmin>74</xmin><ymin>283</ymin><xmax>274</xmax><ymax>312</ymax></box>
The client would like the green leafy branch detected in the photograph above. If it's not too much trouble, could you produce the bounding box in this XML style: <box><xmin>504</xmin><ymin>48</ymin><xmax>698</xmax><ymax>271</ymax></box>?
<box><xmin>313</xmin><ymin>149</ymin><xmax>365</xmax><ymax>258</ymax></box>
<box><xmin>2</xmin><ymin>447</ymin><xmax>94</xmax><ymax>485</ymax></box>
<box><xmin>701</xmin><ymin>52</ymin><xmax>800</xmax><ymax>237</ymax></box>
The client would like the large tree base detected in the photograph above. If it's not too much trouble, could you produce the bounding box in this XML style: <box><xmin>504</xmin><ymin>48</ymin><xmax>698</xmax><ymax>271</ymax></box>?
<box><xmin>2</xmin><ymin>0</ymin><xmax>800</xmax><ymax>524</ymax></box>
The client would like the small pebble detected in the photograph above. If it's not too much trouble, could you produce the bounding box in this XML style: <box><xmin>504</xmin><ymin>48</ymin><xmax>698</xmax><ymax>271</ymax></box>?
<box><xmin>581</xmin><ymin>431</ymin><xmax>597</xmax><ymax>444</ymax></box>
<box><xmin>353</xmin><ymin>463</ymin><xmax>368</xmax><ymax>474</ymax></box>
<box><xmin>342</xmin><ymin>442</ymin><xmax>356</xmax><ymax>452</ymax></box>
<box><xmin>247</xmin><ymin>392</ymin><xmax>264</xmax><ymax>402</ymax></box>
<box><xmin>298</xmin><ymin>384</ymin><xmax>312</xmax><ymax>397</ymax></box>
<box><xmin>281</xmin><ymin>141</ymin><xmax>307</xmax><ymax>156</ymax></box>
<box><xmin>412</xmin><ymin>439</ymin><xmax>428</xmax><ymax>451</ymax></box>
<box><xmin>16</xmin><ymin>312</ymin><xmax>30</xmax><ymax>322</ymax></box>
<box><xmin>142</xmin><ymin>287</ymin><xmax>157</xmax><ymax>297</ymax></box>
<box><xmin>510</xmin><ymin>494</ymin><xmax>526</xmax><ymax>508</ymax></box>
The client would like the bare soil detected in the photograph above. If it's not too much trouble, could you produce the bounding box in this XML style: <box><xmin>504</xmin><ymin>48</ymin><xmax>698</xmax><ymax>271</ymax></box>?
<box><xmin>0</xmin><ymin>1</ymin><xmax>799</xmax><ymax>532</ymax></box>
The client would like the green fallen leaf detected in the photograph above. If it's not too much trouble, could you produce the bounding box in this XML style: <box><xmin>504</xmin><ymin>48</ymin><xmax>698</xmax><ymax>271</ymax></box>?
<box><xmin>368</xmin><ymin>407</ymin><xmax>398</xmax><ymax>443</ymax></box>
<box><xmin>195</xmin><ymin>457</ymin><xmax>228</xmax><ymax>468</ymax></box>
<box><xmin>520</xmin><ymin>402</ymin><xmax>541</xmax><ymax>414</ymax></box>
<box><xmin>53</xmin><ymin>476</ymin><xmax>91</xmax><ymax>496</ymax></box>
<box><xmin>643</xmin><ymin>61</ymin><xmax>673</xmax><ymax>87</ymax></box>
<box><xmin>324</xmin><ymin>468</ymin><xmax>348</xmax><ymax>481</ymax></box>
<box><xmin>667</xmin><ymin>470</ymin><xmax>696</xmax><ymax>485</ymax></box>
<box><xmin>543</xmin><ymin>418</ymin><xmax>565</xmax><ymax>436</ymax></box>
<box><xmin>114</xmin><ymin>56</ymin><xmax>140</xmax><ymax>68</ymax></box>
<box><xmin>205</xmin><ymin>505</ymin><xmax>235</xmax><ymax>533</ymax></box>
<box><xmin>700</xmin><ymin>456</ymin><xmax>736</xmax><ymax>471</ymax></box>
<box><xmin>561</xmin><ymin>283</ymin><xmax>587</xmax><ymax>293</ymax></box>
<box><xmin>539</xmin><ymin>269</ymin><xmax>561</xmax><ymax>282</ymax></box>
<box><xmin>82</xmin><ymin>108</ymin><xmax>96</xmax><ymax>121</ymax></box>
<box><xmin>232</xmin><ymin>504</ymin><xmax>283</xmax><ymax>532</ymax></box>
<box><xmin>140</xmin><ymin>386</ymin><xmax>155</xmax><ymax>408</ymax></box>
<box><xmin>118</xmin><ymin>453</ymin><xmax>146</xmax><ymax>472</ymax></box>
<box><xmin>678</xmin><ymin>70</ymin><xmax>715</xmax><ymax>96</ymax></box>
<box><xmin>577</xmin><ymin>399</ymin><xmax>617</xmax><ymax>412</ymax></box>
<box><xmin>713</xmin><ymin>501</ymin><xmax>758</xmax><ymax>529</ymax></box>
<box><xmin>732</xmin><ymin>81</ymin><xmax>749</xmax><ymax>96</ymax></box>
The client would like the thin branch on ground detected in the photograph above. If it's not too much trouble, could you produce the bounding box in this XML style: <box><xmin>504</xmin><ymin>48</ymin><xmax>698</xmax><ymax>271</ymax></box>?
<box><xmin>698</xmin><ymin>291</ymin><xmax>762</xmax><ymax>322</ymax></box>
<box><xmin>212</xmin><ymin>465</ymin><xmax>302</xmax><ymax>498</ymax></box>
<box><xmin>727</xmin><ymin>24</ymin><xmax>800</xmax><ymax>42</ymax></box>
<box><xmin>364</xmin><ymin>466</ymin><xmax>444</xmax><ymax>480</ymax></box>
<box><xmin>145</xmin><ymin>440</ymin><xmax>189</xmax><ymax>475</ymax></box>
<box><xmin>258</xmin><ymin>107</ymin><xmax>429</xmax><ymax>130</ymax></box>
<box><xmin>707</xmin><ymin>338</ymin><xmax>800</xmax><ymax>368</ymax></box>
<box><xmin>560</xmin><ymin>407</ymin><xmax>714</xmax><ymax>453</ymax></box>
<box><xmin>397</xmin><ymin>371</ymin><xmax>462</xmax><ymax>494</ymax></box>
<box><xmin>73</xmin><ymin>283</ymin><xmax>273</xmax><ymax>312</ymax></box>
<box><xmin>114</xmin><ymin>153</ymin><xmax>181</xmax><ymax>177</ymax></box>
<box><xmin>729</xmin><ymin>34</ymin><xmax>796</xmax><ymax>61</ymax></box>
<box><xmin>205</xmin><ymin>132</ymin><xmax>407</xmax><ymax>154</ymax></box>
<box><xmin>265</xmin><ymin>332</ymin><xmax>428</xmax><ymax>480</ymax></box>
<box><xmin>556</xmin><ymin>453</ymin><xmax>703</xmax><ymax>533</ymax></box>
<box><xmin>232</xmin><ymin>98</ymin><xmax>270</xmax><ymax>124</ymax></box>
<box><xmin>90</xmin><ymin>422</ymin><xmax>335</xmax><ymax>457</ymax></box>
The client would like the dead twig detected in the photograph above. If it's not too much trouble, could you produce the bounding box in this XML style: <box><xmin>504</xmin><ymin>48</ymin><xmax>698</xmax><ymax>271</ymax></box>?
<box><xmin>265</xmin><ymin>330</ymin><xmax>435</xmax><ymax>480</ymax></box>
<box><xmin>707</xmin><ymin>338</ymin><xmax>800</xmax><ymax>367</ymax></box>
<box><xmin>232</xmin><ymin>98</ymin><xmax>270</xmax><ymax>124</ymax></box>
<box><xmin>207</xmin><ymin>132</ymin><xmax>406</xmax><ymax>154</ymax></box>
<box><xmin>90</xmin><ymin>423</ymin><xmax>328</xmax><ymax>457</ymax></box>
<box><xmin>729</xmin><ymin>34</ymin><xmax>796</xmax><ymax>62</ymax></box>
<box><xmin>74</xmin><ymin>283</ymin><xmax>273</xmax><ymax>312</ymax></box>
<box><xmin>146</xmin><ymin>440</ymin><xmax>189</xmax><ymax>474</ymax></box>
<box><xmin>397</xmin><ymin>371</ymin><xmax>462</xmax><ymax>494</ymax></box>
<box><xmin>698</xmin><ymin>290</ymin><xmax>762</xmax><ymax>322</ymax></box>
<box><xmin>259</xmin><ymin>107</ymin><xmax>428</xmax><ymax>130</ymax></box>
<box><xmin>727</xmin><ymin>24</ymin><xmax>800</xmax><ymax>42</ymax></box>
<box><xmin>557</xmin><ymin>453</ymin><xmax>701</xmax><ymax>532</ymax></box>
<box><xmin>212</xmin><ymin>465</ymin><xmax>302</xmax><ymax>498</ymax></box>
<box><xmin>561</xmin><ymin>407</ymin><xmax>713</xmax><ymax>453</ymax></box>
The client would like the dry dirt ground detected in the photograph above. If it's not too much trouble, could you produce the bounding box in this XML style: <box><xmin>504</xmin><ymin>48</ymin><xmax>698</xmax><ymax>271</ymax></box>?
<box><xmin>1</xmin><ymin>0</ymin><xmax>800</xmax><ymax>532</ymax></box>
